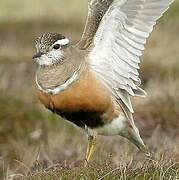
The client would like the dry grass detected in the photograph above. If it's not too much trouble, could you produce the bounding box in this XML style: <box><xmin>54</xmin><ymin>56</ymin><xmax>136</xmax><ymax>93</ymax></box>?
<box><xmin>0</xmin><ymin>0</ymin><xmax>179</xmax><ymax>179</ymax></box>
<box><xmin>14</xmin><ymin>156</ymin><xmax>179</xmax><ymax>180</ymax></box>
<box><xmin>3</xmin><ymin>135</ymin><xmax>179</xmax><ymax>179</ymax></box>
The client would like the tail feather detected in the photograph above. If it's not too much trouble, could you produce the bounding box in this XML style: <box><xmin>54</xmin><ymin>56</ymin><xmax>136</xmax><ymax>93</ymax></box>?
<box><xmin>121</xmin><ymin>126</ymin><xmax>147</xmax><ymax>153</ymax></box>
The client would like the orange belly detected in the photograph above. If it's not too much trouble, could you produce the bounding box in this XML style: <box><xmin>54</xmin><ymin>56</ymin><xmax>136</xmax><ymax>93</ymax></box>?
<box><xmin>37</xmin><ymin>70</ymin><xmax>122</xmax><ymax>128</ymax></box>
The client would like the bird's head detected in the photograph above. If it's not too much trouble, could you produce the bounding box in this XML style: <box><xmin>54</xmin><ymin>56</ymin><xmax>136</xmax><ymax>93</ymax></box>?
<box><xmin>33</xmin><ymin>32</ymin><xmax>70</xmax><ymax>66</ymax></box>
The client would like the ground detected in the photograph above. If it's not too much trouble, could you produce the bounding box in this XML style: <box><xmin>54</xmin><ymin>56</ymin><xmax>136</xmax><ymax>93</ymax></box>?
<box><xmin>0</xmin><ymin>0</ymin><xmax>179</xmax><ymax>179</ymax></box>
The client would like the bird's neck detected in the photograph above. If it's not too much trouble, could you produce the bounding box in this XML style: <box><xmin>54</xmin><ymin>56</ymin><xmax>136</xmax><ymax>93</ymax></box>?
<box><xmin>36</xmin><ymin>52</ymin><xmax>86</xmax><ymax>94</ymax></box>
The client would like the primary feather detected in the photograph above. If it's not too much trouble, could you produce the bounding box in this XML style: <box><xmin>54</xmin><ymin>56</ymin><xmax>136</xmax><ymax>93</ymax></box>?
<box><xmin>89</xmin><ymin>0</ymin><xmax>174</xmax><ymax>129</ymax></box>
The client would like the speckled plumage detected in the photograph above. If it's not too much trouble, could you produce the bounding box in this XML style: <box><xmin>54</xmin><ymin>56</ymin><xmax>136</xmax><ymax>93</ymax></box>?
<box><xmin>35</xmin><ymin>33</ymin><xmax>66</xmax><ymax>53</ymax></box>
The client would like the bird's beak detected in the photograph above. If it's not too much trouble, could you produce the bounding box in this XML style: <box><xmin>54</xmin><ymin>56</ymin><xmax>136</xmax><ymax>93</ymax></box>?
<box><xmin>32</xmin><ymin>52</ymin><xmax>43</xmax><ymax>59</ymax></box>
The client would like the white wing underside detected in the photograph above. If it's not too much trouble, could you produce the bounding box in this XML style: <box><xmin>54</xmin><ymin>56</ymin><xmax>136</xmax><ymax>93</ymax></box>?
<box><xmin>89</xmin><ymin>0</ymin><xmax>173</xmax><ymax>129</ymax></box>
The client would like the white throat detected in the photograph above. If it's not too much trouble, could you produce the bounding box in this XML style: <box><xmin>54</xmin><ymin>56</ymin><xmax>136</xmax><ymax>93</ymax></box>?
<box><xmin>36</xmin><ymin>38</ymin><xmax>70</xmax><ymax>66</ymax></box>
<box><xmin>36</xmin><ymin>51</ymin><xmax>63</xmax><ymax>66</ymax></box>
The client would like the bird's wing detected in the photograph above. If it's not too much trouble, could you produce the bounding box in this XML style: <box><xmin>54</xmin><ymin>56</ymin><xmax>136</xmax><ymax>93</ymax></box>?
<box><xmin>78</xmin><ymin>0</ymin><xmax>113</xmax><ymax>49</ymax></box>
<box><xmin>89</xmin><ymin>0</ymin><xmax>174</xmax><ymax>129</ymax></box>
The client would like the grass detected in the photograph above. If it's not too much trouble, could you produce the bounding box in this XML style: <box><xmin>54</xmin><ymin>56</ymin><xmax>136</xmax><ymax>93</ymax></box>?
<box><xmin>16</xmin><ymin>158</ymin><xmax>179</xmax><ymax>180</ymax></box>
<box><xmin>0</xmin><ymin>0</ymin><xmax>179</xmax><ymax>179</ymax></box>
<box><xmin>5</xmin><ymin>145</ymin><xmax>179</xmax><ymax>179</ymax></box>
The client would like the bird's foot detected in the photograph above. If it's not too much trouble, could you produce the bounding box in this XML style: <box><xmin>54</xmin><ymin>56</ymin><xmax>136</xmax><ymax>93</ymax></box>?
<box><xmin>84</xmin><ymin>134</ymin><xmax>97</xmax><ymax>167</ymax></box>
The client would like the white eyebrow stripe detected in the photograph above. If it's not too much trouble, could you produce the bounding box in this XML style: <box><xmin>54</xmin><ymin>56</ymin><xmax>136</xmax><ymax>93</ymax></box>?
<box><xmin>53</xmin><ymin>38</ymin><xmax>69</xmax><ymax>46</ymax></box>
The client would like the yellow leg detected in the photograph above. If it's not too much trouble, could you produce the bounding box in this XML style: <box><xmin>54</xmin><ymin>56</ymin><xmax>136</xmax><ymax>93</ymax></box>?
<box><xmin>85</xmin><ymin>135</ymin><xmax>97</xmax><ymax>167</ymax></box>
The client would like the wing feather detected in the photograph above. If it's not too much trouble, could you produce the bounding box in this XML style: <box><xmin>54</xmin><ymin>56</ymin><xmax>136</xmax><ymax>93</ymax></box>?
<box><xmin>89</xmin><ymin>0</ymin><xmax>174</xmax><ymax>129</ymax></box>
<box><xmin>78</xmin><ymin>0</ymin><xmax>113</xmax><ymax>49</ymax></box>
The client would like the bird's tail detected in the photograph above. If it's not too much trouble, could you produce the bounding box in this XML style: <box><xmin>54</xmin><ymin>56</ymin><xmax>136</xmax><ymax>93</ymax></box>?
<box><xmin>121</xmin><ymin>126</ymin><xmax>148</xmax><ymax>153</ymax></box>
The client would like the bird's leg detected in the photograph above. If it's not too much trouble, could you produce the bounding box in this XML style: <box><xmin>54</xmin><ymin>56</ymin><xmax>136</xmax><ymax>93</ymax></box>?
<box><xmin>85</xmin><ymin>134</ymin><xmax>97</xmax><ymax>167</ymax></box>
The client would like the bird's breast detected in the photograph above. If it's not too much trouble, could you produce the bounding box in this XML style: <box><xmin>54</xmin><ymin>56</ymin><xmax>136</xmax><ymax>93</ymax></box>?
<box><xmin>37</xmin><ymin>70</ymin><xmax>123</xmax><ymax>128</ymax></box>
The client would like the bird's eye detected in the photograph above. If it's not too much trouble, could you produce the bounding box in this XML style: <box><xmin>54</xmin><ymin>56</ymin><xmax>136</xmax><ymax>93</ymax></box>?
<box><xmin>53</xmin><ymin>44</ymin><xmax>60</xmax><ymax>50</ymax></box>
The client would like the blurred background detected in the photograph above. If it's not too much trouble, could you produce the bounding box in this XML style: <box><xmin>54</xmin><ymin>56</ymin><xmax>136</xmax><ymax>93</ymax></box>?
<box><xmin>0</xmin><ymin>0</ymin><xmax>179</xmax><ymax>178</ymax></box>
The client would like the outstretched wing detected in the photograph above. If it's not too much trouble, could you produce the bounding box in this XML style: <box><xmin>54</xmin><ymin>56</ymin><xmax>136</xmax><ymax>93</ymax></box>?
<box><xmin>89</xmin><ymin>0</ymin><xmax>173</xmax><ymax>128</ymax></box>
<box><xmin>78</xmin><ymin>0</ymin><xmax>113</xmax><ymax>49</ymax></box>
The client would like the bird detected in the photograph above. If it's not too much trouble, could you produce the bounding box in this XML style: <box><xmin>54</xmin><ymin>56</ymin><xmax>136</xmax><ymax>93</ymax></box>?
<box><xmin>32</xmin><ymin>0</ymin><xmax>174</xmax><ymax>166</ymax></box>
